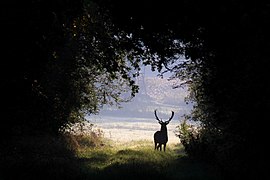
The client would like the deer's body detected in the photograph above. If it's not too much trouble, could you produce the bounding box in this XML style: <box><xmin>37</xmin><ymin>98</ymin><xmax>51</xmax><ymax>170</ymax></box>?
<box><xmin>154</xmin><ymin>129</ymin><xmax>168</xmax><ymax>151</ymax></box>
<box><xmin>153</xmin><ymin>110</ymin><xmax>174</xmax><ymax>152</ymax></box>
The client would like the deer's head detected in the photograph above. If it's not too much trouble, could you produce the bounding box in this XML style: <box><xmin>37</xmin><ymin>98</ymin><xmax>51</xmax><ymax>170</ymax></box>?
<box><xmin>154</xmin><ymin>109</ymin><xmax>174</xmax><ymax>131</ymax></box>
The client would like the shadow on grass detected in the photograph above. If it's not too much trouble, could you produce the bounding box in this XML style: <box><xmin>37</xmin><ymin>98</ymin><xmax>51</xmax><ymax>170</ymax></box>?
<box><xmin>77</xmin><ymin>146</ymin><xmax>225</xmax><ymax>180</ymax></box>
<box><xmin>79</xmin><ymin>149</ymin><xmax>167</xmax><ymax>180</ymax></box>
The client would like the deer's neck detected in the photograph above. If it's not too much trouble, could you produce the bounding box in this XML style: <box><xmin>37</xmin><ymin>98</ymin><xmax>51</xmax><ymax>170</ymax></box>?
<box><xmin>160</xmin><ymin>126</ymin><xmax>167</xmax><ymax>133</ymax></box>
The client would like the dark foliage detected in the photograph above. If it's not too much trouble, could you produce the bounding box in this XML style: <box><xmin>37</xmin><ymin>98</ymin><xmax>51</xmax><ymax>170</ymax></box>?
<box><xmin>1</xmin><ymin>0</ymin><xmax>269</xmax><ymax>179</ymax></box>
<box><xmin>1</xmin><ymin>0</ymin><xmax>139</xmax><ymax>138</ymax></box>
<box><xmin>2</xmin><ymin>0</ymin><xmax>83</xmax><ymax>136</ymax></box>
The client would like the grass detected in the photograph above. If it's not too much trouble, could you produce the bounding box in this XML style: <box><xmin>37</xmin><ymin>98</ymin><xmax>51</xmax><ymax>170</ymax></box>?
<box><xmin>1</xmin><ymin>136</ymin><xmax>225</xmax><ymax>180</ymax></box>
<box><xmin>76</xmin><ymin>140</ymin><xmax>225</xmax><ymax>180</ymax></box>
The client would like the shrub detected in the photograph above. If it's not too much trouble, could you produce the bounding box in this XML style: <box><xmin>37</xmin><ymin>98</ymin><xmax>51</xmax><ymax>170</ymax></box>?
<box><xmin>175</xmin><ymin>119</ymin><xmax>202</xmax><ymax>156</ymax></box>
<box><xmin>61</xmin><ymin>121</ymin><xmax>105</xmax><ymax>150</ymax></box>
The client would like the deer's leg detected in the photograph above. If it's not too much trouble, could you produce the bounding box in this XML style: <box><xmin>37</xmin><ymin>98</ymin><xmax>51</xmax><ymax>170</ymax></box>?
<box><xmin>156</xmin><ymin>143</ymin><xmax>160</xmax><ymax>151</ymax></box>
<box><xmin>154</xmin><ymin>142</ymin><xmax>157</xmax><ymax>150</ymax></box>
<box><xmin>158</xmin><ymin>144</ymin><xmax>162</xmax><ymax>151</ymax></box>
<box><xmin>163</xmin><ymin>143</ymin><xmax>166</xmax><ymax>152</ymax></box>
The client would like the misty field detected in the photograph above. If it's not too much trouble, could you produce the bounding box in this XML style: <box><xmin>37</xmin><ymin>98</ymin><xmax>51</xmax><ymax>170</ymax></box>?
<box><xmin>87</xmin><ymin>116</ymin><xmax>182</xmax><ymax>144</ymax></box>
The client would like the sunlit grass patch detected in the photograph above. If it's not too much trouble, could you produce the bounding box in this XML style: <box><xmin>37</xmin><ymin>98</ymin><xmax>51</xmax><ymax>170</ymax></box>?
<box><xmin>76</xmin><ymin>140</ymin><xmax>224</xmax><ymax>180</ymax></box>
<box><xmin>77</xmin><ymin>140</ymin><xmax>183</xmax><ymax>178</ymax></box>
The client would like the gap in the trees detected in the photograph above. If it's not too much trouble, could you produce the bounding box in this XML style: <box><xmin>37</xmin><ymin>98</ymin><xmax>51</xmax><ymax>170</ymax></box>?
<box><xmin>87</xmin><ymin>65</ymin><xmax>192</xmax><ymax>143</ymax></box>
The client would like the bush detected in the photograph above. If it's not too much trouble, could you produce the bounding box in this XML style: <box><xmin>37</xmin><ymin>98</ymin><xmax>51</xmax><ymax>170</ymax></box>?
<box><xmin>61</xmin><ymin>121</ymin><xmax>105</xmax><ymax>150</ymax></box>
<box><xmin>174</xmin><ymin>119</ymin><xmax>210</xmax><ymax>159</ymax></box>
<box><xmin>175</xmin><ymin>120</ymin><xmax>200</xmax><ymax>148</ymax></box>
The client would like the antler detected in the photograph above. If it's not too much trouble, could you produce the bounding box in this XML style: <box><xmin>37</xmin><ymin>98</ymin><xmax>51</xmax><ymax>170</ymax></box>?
<box><xmin>165</xmin><ymin>111</ymin><xmax>174</xmax><ymax>124</ymax></box>
<box><xmin>154</xmin><ymin>109</ymin><xmax>162</xmax><ymax>123</ymax></box>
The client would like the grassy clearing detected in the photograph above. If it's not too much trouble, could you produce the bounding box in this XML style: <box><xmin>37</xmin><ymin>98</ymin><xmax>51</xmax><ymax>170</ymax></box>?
<box><xmin>77</xmin><ymin>140</ymin><xmax>225</xmax><ymax>180</ymax></box>
<box><xmin>1</xmin><ymin>135</ymin><xmax>225</xmax><ymax>180</ymax></box>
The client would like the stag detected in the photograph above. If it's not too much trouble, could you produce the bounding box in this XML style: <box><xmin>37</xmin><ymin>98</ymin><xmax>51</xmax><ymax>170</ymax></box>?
<box><xmin>154</xmin><ymin>109</ymin><xmax>174</xmax><ymax>152</ymax></box>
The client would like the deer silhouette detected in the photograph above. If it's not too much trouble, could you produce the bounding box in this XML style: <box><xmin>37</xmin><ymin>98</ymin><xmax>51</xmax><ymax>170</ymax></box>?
<box><xmin>154</xmin><ymin>109</ymin><xmax>174</xmax><ymax>152</ymax></box>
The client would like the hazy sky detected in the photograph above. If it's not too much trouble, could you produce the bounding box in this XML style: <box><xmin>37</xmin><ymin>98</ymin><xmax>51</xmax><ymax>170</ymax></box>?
<box><xmin>143</xmin><ymin>65</ymin><xmax>172</xmax><ymax>78</ymax></box>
